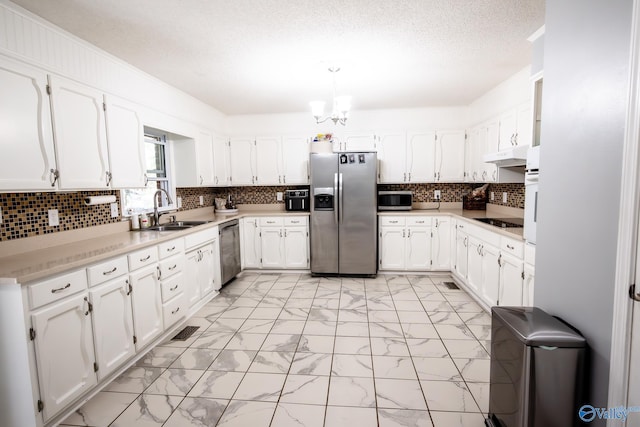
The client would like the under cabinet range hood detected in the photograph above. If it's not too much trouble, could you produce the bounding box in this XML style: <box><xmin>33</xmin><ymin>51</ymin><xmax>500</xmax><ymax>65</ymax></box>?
<box><xmin>483</xmin><ymin>145</ymin><xmax>529</xmax><ymax>167</ymax></box>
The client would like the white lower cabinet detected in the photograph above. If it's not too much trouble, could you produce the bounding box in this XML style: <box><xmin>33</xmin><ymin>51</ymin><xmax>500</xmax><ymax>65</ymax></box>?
<box><xmin>379</xmin><ymin>217</ymin><xmax>432</xmax><ymax>271</ymax></box>
<box><xmin>89</xmin><ymin>277</ymin><xmax>135</xmax><ymax>381</ymax></box>
<box><xmin>31</xmin><ymin>292</ymin><xmax>97</xmax><ymax>422</ymax></box>
<box><xmin>241</xmin><ymin>216</ymin><xmax>309</xmax><ymax>269</ymax></box>
<box><xmin>480</xmin><ymin>243</ymin><xmax>500</xmax><ymax>306</ymax></box>
<box><xmin>454</xmin><ymin>227</ymin><xmax>469</xmax><ymax>279</ymax></box>
<box><xmin>129</xmin><ymin>265</ymin><xmax>163</xmax><ymax>351</ymax></box>
<box><xmin>185</xmin><ymin>243</ymin><xmax>216</xmax><ymax>308</ymax></box>
<box><xmin>379</xmin><ymin>226</ymin><xmax>407</xmax><ymax>270</ymax></box>
<box><xmin>431</xmin><ymin>217</ymin><xmax>451</xmax><ymax>270</ymax></box>
<box><xmin>466</xmin><ymin>236</ymin><xmax>483</xmax><ymax>293</ymax></box>
<box><xmin>498</xmin><ymin>252</ymin><xmax>524</xmax><ymax>306</ymax></box>
<box><xmin>523</xmin><ymin>263</ymin><xmax>535</xmax><ymax>306</ymax></box>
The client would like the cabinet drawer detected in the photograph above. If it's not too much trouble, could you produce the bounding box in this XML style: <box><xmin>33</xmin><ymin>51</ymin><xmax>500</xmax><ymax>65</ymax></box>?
<box><xmin>128</xmin><ymin>246</ymin><xmax>159</xmax><ymax>271</ymax></box>
<box><xmin>28</xmin><ymin>269</ymin><xmax>88</xmax><ymax>309</ymax></box>
<box><xmin>184</xmin><ymin>228</ymin><xmax>217</xmax><ymax>250</ymax></box>
<box><xmin>406</xmin><ymin>217</ymin><xmax>431</xmax><ymax>227</ymax></box>
<box><xmin>161</xmin><ymin>273</ymin><xmax>183</xmax><ymax>303</ymax></box>
<box><xmin>284</xmin><ymin>216</ymin><xmax>308</xmax><ymax>227</ymax></box>
<box><xmin>87</xmin><ymin>256</ymin><xmax>128</xmax><ymax>286</ymax></box>
<box><xmin>158</xmin><ymin>239</ymin><xmax>185</xmax><ymax>260</ymax></box>
<box><xmin>159</xmin><ymin>255</ymin><xmax>184</xmax><ymax>280</ymax></box>
<box><xmin>501</xmin><ymin>237</ymin><xmax>524</xmax><ymax>258</ymax></box>
<box><xmin>379</xmin><ymin>216</ymin><xmax>406</xmax><ymax>227</ymax></box>
<box><xmin>260</xmin><ymin>217</ymin><xmax>284</xmax><ymax>227</ymax></box>
<box><xmin>163</xmin><ymin>292</ymin><xmax>186</xmax><ymax>328</ymax></box>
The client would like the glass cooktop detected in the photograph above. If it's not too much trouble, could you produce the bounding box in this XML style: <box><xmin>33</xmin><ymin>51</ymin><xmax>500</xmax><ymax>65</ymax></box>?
<box><xmin>474</xmin><ymin>217</ymin><xmax>524</xmax><ymax>228</ymax></box>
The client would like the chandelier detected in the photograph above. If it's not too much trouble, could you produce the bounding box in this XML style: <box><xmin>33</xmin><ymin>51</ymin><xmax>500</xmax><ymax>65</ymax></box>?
<box><xmin>310</xmin><ymin>67</ymin><xmax>352</xmax><ymax>126</ymax></box>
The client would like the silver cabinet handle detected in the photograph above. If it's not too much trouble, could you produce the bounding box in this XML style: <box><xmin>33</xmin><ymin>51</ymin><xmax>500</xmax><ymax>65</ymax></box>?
<box><xmin>168</xmin><ymin>264</ymin><xmax>177</xmax><ymax>271</ymax></box>
<box><xmin>507</xmin><ymin>244</ymin><xmax>514</xmax><ymax>250</ymax></box>
<box><xmin>140</xmin><ymin>254</ymin><xmax>151</xmax><ymax>262</ymax></box>
<box><xmin>50</xmin><ymin>169</ymin><xmax>59</xmax><ymax>187</ymax></box>
<box><xmin>126</xmin><ymin>280</ymin><xmax>132</xmax><ymax>296</ymax></box>
<box><xmin>156</xmin><ymin>265</ymin><xmax>162</xmax><ymax>280</ymax></box>
<box><xmin>166</xmin><ymin>246</ymin><xmax>176</xmax><ymax>253</ymax></box>
<box><xmin>407</xmin><ymin>229</ymin><xmax>411</xmax><ymax>238</ymax></box>
<box><xmin>390</xmin><ymin>220</ymin><xmax>398</xmax><ymax>224</ymax></box>
<box><xmin>200</xmin><ymin>175</ymin><xmax>204</xmax><ymax>185</ymax></box>
<box><xmin>169</xmin><ymin>284</ymin><xmax>179</xmax><ymax>291</ymax></box>
<box><xmin>103</xmin><ymin>267</ymin><xmax>117</xmax><ymax>275</ymax></box>
<box><xmin>171</xmin><ymin>307</ymin><xmax>180</xmax><ymax>315</ymax></box>
<box><xmin>279</xmin><ymin>175</ymin><xmax>282</xmax><ymax>184</ymax></box>
<box><xmin>106</xmin><ymin>171</ymin><xmax>112</xmax><ymax>186</ymax></box>
<box><xmin>144</xmin><ymin>173</ymin><xmax>148</xmax><ymax>186</ymax></box>
<box><xmin>498</xmin><ymin>253</ymin><xmax>503</xmax><ymax>267</ymax></box>
<box><xmin>404</xmin><ymin>172</ymin><xmax>407</xmax><ymax>182</ymax></box>
<box><xmin>51</xmin><ymin>283</ymin><xmax>71</xmax><ymax>293</ymax></box>
<box><xmin>408</xmin><ymin>172</ymin><xmax>412</xmax><ymax>181</ymax></box>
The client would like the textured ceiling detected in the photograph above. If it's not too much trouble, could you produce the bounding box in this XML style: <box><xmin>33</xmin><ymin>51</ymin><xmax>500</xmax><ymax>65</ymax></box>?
<box><xmin>11</xmin><ymin>0</ymin><xmax>545</xmax><ymax>115</ymax></box>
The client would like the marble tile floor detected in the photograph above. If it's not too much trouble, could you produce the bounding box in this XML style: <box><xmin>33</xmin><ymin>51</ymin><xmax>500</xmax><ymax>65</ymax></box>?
<box><xmin>61</xmin><ymin>273</ymin><xmax>492</xmax><ymax>427</ymax></box>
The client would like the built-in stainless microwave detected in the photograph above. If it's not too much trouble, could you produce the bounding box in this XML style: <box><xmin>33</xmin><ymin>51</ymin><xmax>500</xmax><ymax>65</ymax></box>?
<box><xmin>378</xmin><ymin>191</ymin><xmax>412</xmax><ymax>211</ymax></box>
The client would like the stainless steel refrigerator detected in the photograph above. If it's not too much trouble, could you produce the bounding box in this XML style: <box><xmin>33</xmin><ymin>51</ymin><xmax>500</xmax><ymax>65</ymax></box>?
<box><xmin>310</xmin><ymin>152</ymin><xmax>377</xmax><ymax>276</ymax></box>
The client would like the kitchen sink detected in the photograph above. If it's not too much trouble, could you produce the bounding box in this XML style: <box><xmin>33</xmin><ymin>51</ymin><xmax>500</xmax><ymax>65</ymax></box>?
<box><xmin>140</xmin><ymin>220</ymin><xmax>212</xmax><ymax>231</ymax></box>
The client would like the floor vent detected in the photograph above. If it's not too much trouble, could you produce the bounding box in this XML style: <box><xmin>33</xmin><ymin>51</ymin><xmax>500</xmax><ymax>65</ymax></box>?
<box><xmin>442</xmin><ymin>281</ymin><xmax>459</xmax><ymax>290</ymax></box>
<box><xmin>171</xmin><ymin>326</ymin><xmax>200</xmax><ymax>341</ymax></box>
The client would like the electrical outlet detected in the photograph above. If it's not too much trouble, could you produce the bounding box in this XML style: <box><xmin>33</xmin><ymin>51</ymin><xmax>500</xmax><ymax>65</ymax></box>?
<box><xmin>199</xmin><ymin>195</ymin><xmax>204</xmax><ymax>206</ymax></box>
<box><xmin>490</xmin><ymin>191</ymin><xmax>495</xmax><ymax>201</ymax></box>
<box><xmin>503</xmin><ymin>192</ymin><xmax>508</xmax><ymax>203</ymax></box>
<box><xmin>110</xmin><ymin>202</ymin><xmax>118</xmax><ymax>218</ymax></box>
<box><xmin>48</xmin><ymin>209</ymin><xmax>59</xmax><ymax>227</ymax></box>
<box><xmin>177</xmin><ymin>197</ymin><xmax>182</xmax><ymax>209</ymax></box>
<box><xmin>276</xmin><ymin>192</ymin><xmax>283</xmax><ymax>201</ymax></box>
<box><xmin>434</xmin><ymin>190</ymin><xmax>441</xmax><ymax>200</ymax></box>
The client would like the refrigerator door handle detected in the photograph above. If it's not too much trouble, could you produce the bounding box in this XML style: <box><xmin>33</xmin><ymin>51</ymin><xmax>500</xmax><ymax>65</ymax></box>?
<box><xmin>334</xmin><ymin>173</ymin><xmax>339</xmax><ymax>225</ymax></box>
<box><xmin>339</xmin><ymin>173</ymin><xmax>344</xmax><ymax>224</ymax></box>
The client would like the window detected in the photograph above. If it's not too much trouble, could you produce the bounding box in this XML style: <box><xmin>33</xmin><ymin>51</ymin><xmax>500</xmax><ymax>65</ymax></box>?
<box><xmin>121</xmin><ymin>132</ymin><xmax>175</xmax><ymax>215</ymax></box>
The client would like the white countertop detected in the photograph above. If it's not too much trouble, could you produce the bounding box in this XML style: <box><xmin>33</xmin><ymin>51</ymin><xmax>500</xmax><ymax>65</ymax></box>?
<box><xmin>0</xmin><ymin>205</ymin><xmax>521</xmax><ymax>285</ymax></box>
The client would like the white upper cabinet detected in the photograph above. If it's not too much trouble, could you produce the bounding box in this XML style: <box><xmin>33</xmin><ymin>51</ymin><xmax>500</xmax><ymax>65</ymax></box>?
<box><xmin>281</xmin><ymin>135</ymin><xmax>309</xmax><ymax>184</ymax></box>
<box><xmin>229</xmin><ymin>137</ymin><xmax>256</xmax><ymax>185</ymax></box>
<box><xmin>104</xmin><ymin>95</ymin><xmax>146</xmax><ymax>188</ymax></box>
<box><xmin>498</xmin><ymin>109</ymin><xmax>517</xmax><ymax>151</ymax></box>
<box><xmin>195</xmin><ymin>130</ymin><xmax>216</xmax><ymax>186</ymax></box>
<box><xmin>377</xmin><ymin>132</ymin><xmax>407</xmax><ymax>183</ymax></box>
<box><xmin>49</xmin><ymin>76</ymin><xmax>111</xmax><ymax>190</ymax></box>
<box><xmin>174</xmin><ymin>130</ymin><xmax>216</xmax><ymax>187</ymax></box>
<box><xmin>464</xmin><ymin>127</ymin><xmax>481</xmax><ymax>183</ymax></box>
<box><xmin>255</xmin><ymin>136</ymin><xmax>282</xmax><ymax>185</ymax></box>
<box><xmin>337</xmin><ymin>132</ymin><xmax>377</xmax><ymax>152</ymax></box>
<box><xmin>213</xmin><ymin>135</ymin><xmax>230</xmax><ymax>186</ymax></box>
<box><xmin>407</xmin><ymin>132</ymin><xmax>437</xmax><ymax>183</ymax></box>
<box><xmin>435</xmin><ymin>130</ymin><xmax>465</xmax><ymax>182</ymax></box>
<box><xmin>515</xmin><ymin>101</ymin><xmax>533</xmax><ymax>147</ymax></box>
<box><xmin>482</xmin><ymin>119</ymin><xmax>500</xmax><ymax>182</ymax></box>
<box><xmin>0</xmin><ymin>57</ymin><xmax>57</xmax><ymax>191</ymax></box>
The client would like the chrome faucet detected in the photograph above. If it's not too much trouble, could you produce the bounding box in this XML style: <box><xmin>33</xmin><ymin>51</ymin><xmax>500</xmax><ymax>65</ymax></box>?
<box><xmin>153</xmin><ymin>188</ymin><xmax>174</xmax><ymax>226</ymax></box>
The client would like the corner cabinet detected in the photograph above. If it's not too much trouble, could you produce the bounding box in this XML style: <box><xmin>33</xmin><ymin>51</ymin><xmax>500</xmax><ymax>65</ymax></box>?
<box><xmin>174</xmin><ymin>130</ymin><xmax>217</xmax><ymax>187</ymax></box>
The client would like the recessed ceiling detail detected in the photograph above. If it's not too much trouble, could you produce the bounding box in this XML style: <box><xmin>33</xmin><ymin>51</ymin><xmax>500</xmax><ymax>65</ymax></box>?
<box><xmin>11</xmin><ymin>0</ymin><xmax>545</xmax><ymax>115</ymax></box>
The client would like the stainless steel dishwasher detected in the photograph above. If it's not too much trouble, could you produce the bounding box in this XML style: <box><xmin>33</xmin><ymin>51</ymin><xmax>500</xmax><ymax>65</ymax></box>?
<box><xmin>219</xmin><ymin>219</ymin><xmax>241</xmax><ymax>285</ymax></box>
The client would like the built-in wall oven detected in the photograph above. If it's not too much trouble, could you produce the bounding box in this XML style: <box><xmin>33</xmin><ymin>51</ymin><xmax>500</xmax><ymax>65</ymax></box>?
<box><xmin>524</xmin><ymin>147</ymin><xmax>539</xmax><ymax>244</ymax></box>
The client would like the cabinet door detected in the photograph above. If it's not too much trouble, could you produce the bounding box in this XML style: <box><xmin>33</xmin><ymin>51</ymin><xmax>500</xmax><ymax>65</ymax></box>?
<box><xmin>499</xmin><ymin>253</ymin><xmax>524</xmax><ymax>306</ymax></box>
<box><xmin>195</xmin><ymin>130</ymin><xmax>216</xmax><ymax>186</ymax></box>
<box><xmin>211</xmin><ymin>236</ymin><xmax>222</xmax><ymax>291</ymax></box>
<box><xmin>185</xmin><ymin>250</ymin><xmax>202</xmax><ymax>307</ymax></box>
<box><xmin>104</xmin><ymin>95</ymin><xmax>145</xmax><ymax>188</ymax></box>
<box><xmin>523</xmin><ymin>263</ymin><xmax>535</xmax><ymax>306</ymax></box>
<box><xmin>455</xmin><ymin>231</ymin><xmax>469</xmax><ymax>279</ymax></box>
<box><xmin>465</xmin><ymin>127</ymin><xmax>480</xmax><ymax>183</ymax></box>
<box><xmin>341</xmin><ymin>132</ymin><xmax>377</xmax><ymax>151</ymax></box>
<box><xmin>407</xmin><ymin>132</ymin><xmax>436</xmax><ymax>182</ymax></box>
<box><xmin>284</xmin><ymin>227</ymin><xmax>309</xmax><ymax>268</ymax></box>
<box><xmin>432</xmin><ymin>217</ymin><xmax>451</xmax><ymax>270</ymax></box>
<box><xmin>498</xmin><ymin>109</ymin><xmax>517</xmax><ymax>151</ymax></box>
<box><xmin>241</xmin><ymin>218</ymin><xmax>262</xmax><ymax>268</ymax></box>
<box><xmin>89</xmin><ymin>277</ymin><xmax>135</xmax><ymax>381</ymax></box>
<box><xmin>435</xmin><ymin>130</ymin><xmax>465</xmax><ymax>182</ymax></box>
<box><xmin>129</xmin><ymin>265</ymin><xmax>163</xmax><ymax>350</ymax></box>
<box><xmin>379</xmin><ymin>227</ymin><xmax>405</xmax><ymax>270</ymax></box>
<box><xmin>199</xmin><ymin>243</ymin><xmax>215</xmax><ymax>297</ymax></box>
<box><xmin>406</xmin><ymin>227</ymin><xmax>431</xmax><ymax>271</ymax></box>
<box><xmin>213</xmin><ymin>135</ymin><xmax>230</xmax><ymax>186</ymax></box>
<box><xmin>481</xmin><ymin>244</ymin><xmax>501</xmax><ymax>307</ymax></box>
<box><xmin>466</xmin><ymin>237</ymin><xmax>483</xmax><ymax>292</ymax></box>
<box><xmin>483</xmin><ymin>119</ymin><xmax>499</xmax><ymax>182</ymax></box>
<box><xmin>0</xmin><ymin>57</ymin><xmax>57</xmax><ymax>190</ymax></box>
<box><xmin>49</xmin><ymin>76</ymin><xmax>110</xmax><ymax>189</ymax></box>
<box><xmin>229</xmin><ymin>138</ymin><xmax>255</xmax><ymax>185</ymax></box>
<box><xmin>377</xmin><ymin>132</ymin><xmax>407</xmax><ymax>183</ymax></box>
<box><xmin>261</xmin><ymin>227</ymin><xmax>284</xmax><ymax>268</ymax></box>
<box><xmin>255</xmin><ymin>136</ymin><xmax>282</xmax><ymax>185</ymax></box>
<box><xmin>281</xmin><ymin>136</ymin><xmax>309</xmax><ymax>184</ymax></box>
<box><xmin>32</xmin><ymin>293</ymin><xmax>97</xmax><ymax>421</ymax></box>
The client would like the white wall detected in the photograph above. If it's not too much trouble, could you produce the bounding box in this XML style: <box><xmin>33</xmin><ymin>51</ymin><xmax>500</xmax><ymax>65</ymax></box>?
<box><xmin>535</xmin><ymin>0</ymin><xmax>633</xmax><ymax>415</ymax></box>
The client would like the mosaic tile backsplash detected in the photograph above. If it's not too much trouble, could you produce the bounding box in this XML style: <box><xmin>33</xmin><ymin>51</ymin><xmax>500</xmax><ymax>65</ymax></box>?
<box><xmin>0</xmin><ymin>183</ymin><xmax>524</xmax><ymax>242</ymax></box>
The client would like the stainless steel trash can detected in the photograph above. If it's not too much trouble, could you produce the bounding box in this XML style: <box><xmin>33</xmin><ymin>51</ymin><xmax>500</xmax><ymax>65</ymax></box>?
<box><xmin>486</xmin><ymin>307</ymin><xmax>587</xmax><ymax>427</ymax></box>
